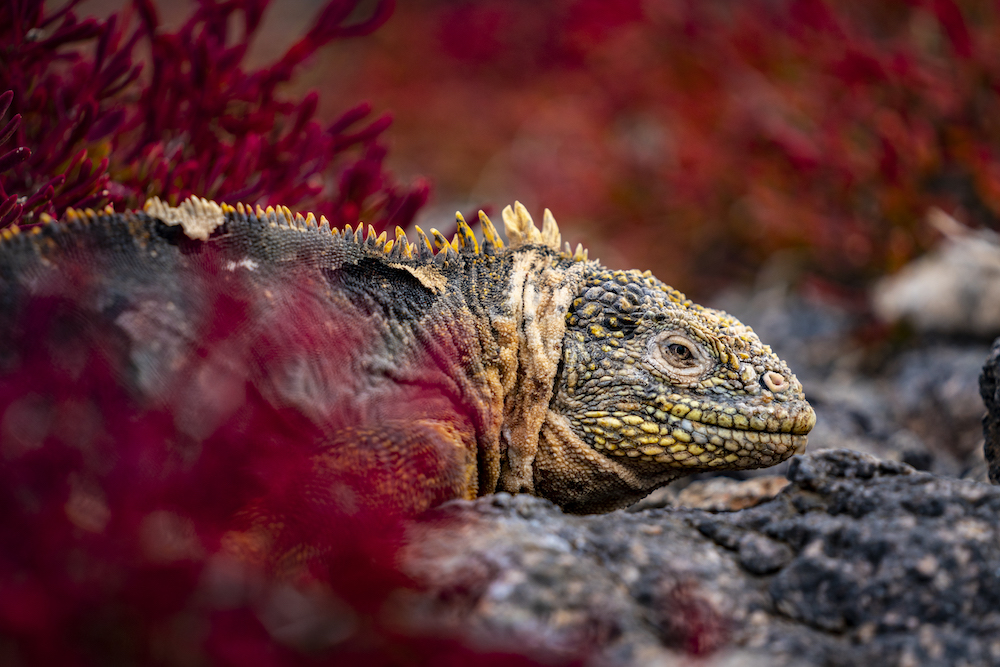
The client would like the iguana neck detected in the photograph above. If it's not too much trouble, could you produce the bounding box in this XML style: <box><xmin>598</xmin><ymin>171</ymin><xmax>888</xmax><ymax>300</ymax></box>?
<box><xmin>478</xmin><ymin>247</ymin><xmax>587</xmax><ymax>497</ymax></box>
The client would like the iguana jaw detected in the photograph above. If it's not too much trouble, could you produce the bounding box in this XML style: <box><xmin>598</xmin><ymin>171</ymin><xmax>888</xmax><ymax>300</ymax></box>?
<box><xmin>574</xmin><ymin>389</ymin><xmax>814</xmax><ymax>471</ymax></box>
<box><xmin>534</xmin><ymin>398</ymin><xmax>813</xmax><ymax>513</ymax></box>
<box><xmin>533</xmin><ymin>409</ymin><xmax>682</xmax><ymax>513</ymax></box>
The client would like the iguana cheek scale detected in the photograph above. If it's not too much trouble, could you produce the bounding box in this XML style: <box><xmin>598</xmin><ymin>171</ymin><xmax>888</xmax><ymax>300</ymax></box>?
<box><xmin>0</xmin><ymin>197</ymin><xmax>815</xmax><ymax>516</ymax></box>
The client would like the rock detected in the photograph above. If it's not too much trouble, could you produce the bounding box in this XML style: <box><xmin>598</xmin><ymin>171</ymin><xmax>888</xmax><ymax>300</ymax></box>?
<box><xmin>872</xmin><ymin>209</ymin><xmax>1000</xmax><ymax>337</ymax></box>
<box><xmin>675</xmin><ymin>476</ymin><xmax>790</xmax><ymax>512</ymax></box>
<box><xmin>979</xmin><ymin>338</ymin><xmax>1000</xmax><ymax>484</ymax></box>
<box><xmin>401</xmin><ymin>450</ymin><xmax>1000</xmax><ymax>666</ymax></box>
<box><xmin>889</xmin><ymin>344</ymin><xmax>989</xmax><ymax>467</ymax></box>
<box><xmin>627</xmin><ymin>476</ymin><xmax>790</xmax><ymax>512</ymax></box>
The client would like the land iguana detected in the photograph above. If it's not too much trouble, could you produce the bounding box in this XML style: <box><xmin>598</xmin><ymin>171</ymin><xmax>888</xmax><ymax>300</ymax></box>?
<box><xmin>0</xmin><ymin>197</ymin><xmax>815</xmax><ymax>516</ymax></box>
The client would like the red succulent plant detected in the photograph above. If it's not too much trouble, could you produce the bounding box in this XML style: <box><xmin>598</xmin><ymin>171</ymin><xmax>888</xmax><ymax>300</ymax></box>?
<box><xmin>0</xmin><ymin>0</ymin><xmax>428</xmax><ymax>230</ymax></box>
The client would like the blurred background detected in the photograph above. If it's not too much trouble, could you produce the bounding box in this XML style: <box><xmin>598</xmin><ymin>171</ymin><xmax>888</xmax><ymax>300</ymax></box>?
<box><xmin>283</xmin><ymin>0</ymin><xmax>999</xmax><ymax>298</ymax></box>
<box><xmin>16</xmin><ymin>0</ymin><xmax>1000</xmax><ymax>299</ymax></box>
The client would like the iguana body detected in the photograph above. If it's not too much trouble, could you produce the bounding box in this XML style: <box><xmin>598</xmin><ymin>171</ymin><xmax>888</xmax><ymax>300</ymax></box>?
<box><xmin>0</xmin><ymin>197</ymin><xmax>814</xmax><ymax>516</ymax></box>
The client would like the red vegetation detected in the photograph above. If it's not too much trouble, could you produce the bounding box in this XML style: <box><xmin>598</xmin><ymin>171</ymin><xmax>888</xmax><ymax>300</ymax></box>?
<box><xmin>334</xmin><ymin>0</ymin><xmax>1000</xmax><ymax>292</ymax></box>
<box><xmin>654</xmin><ymin>580</ymin><xmax>730</xmax><ymax>656</ymax></box>
<box><xmin>7</xmin><ymin>0</ymin><xmax>996</xmax><ymax>292</ymax></box>
<box><xmin>0</xmin><ymin>256</ymin><xmax>554</xmax><ymax>665</ymax></box>
<box><xmin>0</xmin><ymin>0</ymin><xmax>428</xmax><ymax>229</ymax></box>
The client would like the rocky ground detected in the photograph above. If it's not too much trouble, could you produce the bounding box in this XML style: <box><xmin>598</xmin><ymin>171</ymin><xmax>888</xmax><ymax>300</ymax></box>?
<box><xmin>402</xmin><ymin>450</ymin><xmax>1000</xmax><ymax>666</ymax></box>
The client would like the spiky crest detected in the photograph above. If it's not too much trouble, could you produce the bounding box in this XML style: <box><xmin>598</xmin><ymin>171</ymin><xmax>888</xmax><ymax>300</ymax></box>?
<box><xmin>18</xmin><ymin>196</ymin><xmax>591</xmax><ymax>263</ymax></box>
<box><xmin>142</xmin><ymin>196</ymin><xmax>226</xmax><ymax>241</ymax></box>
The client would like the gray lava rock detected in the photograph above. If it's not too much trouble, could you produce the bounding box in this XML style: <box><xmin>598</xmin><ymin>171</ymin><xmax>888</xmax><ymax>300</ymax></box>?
<box><xmin>979</xmin><ymin>337</ymin><xmax>1000</xmax><ymax>484</ymax></box>
<box><xmin>890</xmin><ymin>344</ymin><xmax>989</xmax><ymax>467</ymax></box>
<box><xmin>402</xmin><ymin>450</ymin><xmax>1000</xmax><ymax>666</ymax></box>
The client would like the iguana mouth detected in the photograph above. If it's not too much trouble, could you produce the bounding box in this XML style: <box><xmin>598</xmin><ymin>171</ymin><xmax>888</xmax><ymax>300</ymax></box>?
<box><xmin>576</xmin><ymin>397</ymin><xmax>815</xmax><ymax>469</ymax></box>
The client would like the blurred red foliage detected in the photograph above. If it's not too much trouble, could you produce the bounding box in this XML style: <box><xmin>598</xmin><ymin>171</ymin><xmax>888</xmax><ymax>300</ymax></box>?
<box><xmin>0</xmin><ymin>254</ymin><xmax>559</xmax><ymax>665</ymax></box>
<box><xmin>654</xmin><ymin>580</ymin><xmax>730</xmax><ymax>655</ymax></box>
<box><xmin>331</xmin><ymin>0</ymin><xmax>1000</xmax><ymax>292</ymax></box>
<box><xmin>0</xmin><ymin>0</ymin><xmax>428</xmax><ymax>230</ymax></box>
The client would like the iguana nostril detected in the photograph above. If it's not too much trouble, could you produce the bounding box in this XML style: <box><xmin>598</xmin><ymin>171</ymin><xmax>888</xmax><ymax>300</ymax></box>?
<box><xmin>762</xmin><ymin>371</ymin><xmax>787</xmax><ymax>392</ymax></box>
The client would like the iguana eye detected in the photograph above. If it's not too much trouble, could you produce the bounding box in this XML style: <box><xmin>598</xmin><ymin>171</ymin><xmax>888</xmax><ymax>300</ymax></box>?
<box><xmin>665</xmin><ymin>342</ymin><xmax>693</xmax><ymax>363</ymax></box>
<box><xmin>648</xmin><ymin>333</ymin><xmax>712</xmax><ymax>380</ymax></box>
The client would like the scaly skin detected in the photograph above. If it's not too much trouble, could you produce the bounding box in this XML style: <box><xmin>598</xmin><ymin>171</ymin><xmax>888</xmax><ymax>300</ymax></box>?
<box><xmin>538</xmin><ymin>267</ymin><xmax>813</xmax><ymax>512</ymax></box>
<box><xmin>0</xmin><ymin>197</ymin><xmax>815</xmax><ymax>517</ymax></box>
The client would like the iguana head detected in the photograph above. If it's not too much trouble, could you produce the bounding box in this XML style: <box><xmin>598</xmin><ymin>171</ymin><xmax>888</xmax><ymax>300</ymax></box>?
<box><xmin>560</xmin><ymin>266</ymin><xmax>812</xmax><ymax>458</ymax></box>
<box><xmin>494</xmin><ymin>202</ymin><xmax>815</xmax><ymax>513</ymax></box>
